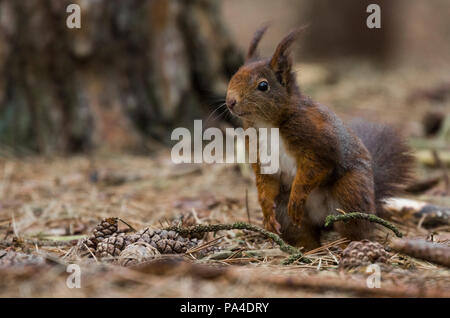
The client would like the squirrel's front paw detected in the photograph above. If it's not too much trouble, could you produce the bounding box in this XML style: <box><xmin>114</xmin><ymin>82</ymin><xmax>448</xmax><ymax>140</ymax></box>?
<box><xmin>263</xmin><ymin>214</ymin><xmax>281</xmax><ymax>234</ymax></box>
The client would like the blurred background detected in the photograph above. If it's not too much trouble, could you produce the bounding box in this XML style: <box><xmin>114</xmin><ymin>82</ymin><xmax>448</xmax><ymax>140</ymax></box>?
<box><xmin>0</xmin><ymin>0</ymin><xmax>449</xmax><ymax>155</ymax></box>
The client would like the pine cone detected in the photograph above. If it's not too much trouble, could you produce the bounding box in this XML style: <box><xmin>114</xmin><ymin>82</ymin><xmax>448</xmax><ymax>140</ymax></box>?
<box><xmin>118</xmin><ymin>242</ymin><xmax>161</xmax><ymax>267</ymax></box>
<box><xmin>137</xmin><ymin>229</ymin><xmax>218</xmax><ymax>257</ymax></box>
<box><xmin>96</xmin><ymin>232</ymin><xmax>139</xmax><ymax>258</ymax></box>
<box><xmin>340</xmin><ymin>239</ymin><xmax>389</xmax><ymax>269</ymax></box>
<box><xmin>80</xmin><ymin>216</ymin><xmax>222</xmax><ymax>262</ymax></box>
<box><xmin>135</xmin><ymin>229</ymin><xmax>198</xmax><ymax>254</ymax></box>
<box><xmin>95</xmin><ymin>228</ymin><xmax>198</xmax><ymax>258</ymax></box>
<box><xmin>85</xmin><ymin>217</ymin><xmax>119</xmax><ymax>251</ymax></box>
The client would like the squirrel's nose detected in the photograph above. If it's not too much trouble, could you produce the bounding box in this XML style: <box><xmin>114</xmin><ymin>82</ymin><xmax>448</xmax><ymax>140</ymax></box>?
<box><xmin>227</xmin><ymin>98</ymin><xmax>237</xmax><ymax>110</ymax></box>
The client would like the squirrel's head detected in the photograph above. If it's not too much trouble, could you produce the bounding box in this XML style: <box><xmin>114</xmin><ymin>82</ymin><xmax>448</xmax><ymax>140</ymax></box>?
<box><xmin>226</xmin><ymin>25</ymin><xmax>305</xmax><ymax>124</ymax></box>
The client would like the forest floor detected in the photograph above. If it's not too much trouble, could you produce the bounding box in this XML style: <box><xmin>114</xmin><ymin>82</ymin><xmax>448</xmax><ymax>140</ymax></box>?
<box><xmin>0</xmin><ymin>62</ymin><xmax>449</xmax><ymax>297</ymax></box>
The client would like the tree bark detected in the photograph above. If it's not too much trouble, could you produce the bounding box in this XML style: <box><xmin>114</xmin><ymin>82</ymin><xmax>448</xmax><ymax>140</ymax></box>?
<box><xmin>0</xmin><ymin>0</ymin><xmax>242</xmax><ymax>154</ymax></box>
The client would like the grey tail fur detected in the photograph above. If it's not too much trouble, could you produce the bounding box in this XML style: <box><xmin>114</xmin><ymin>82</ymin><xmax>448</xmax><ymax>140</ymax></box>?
<box><xmin>350</xmin><ymin>120</ymin><xmax>415</xmax><ymax>212</ymax></box>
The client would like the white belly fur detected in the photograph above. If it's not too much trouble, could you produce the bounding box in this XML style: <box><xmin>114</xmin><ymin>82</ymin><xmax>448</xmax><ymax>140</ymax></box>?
<box><xmin>256</xmin><ymin>122</ymin><xmax>297</xmax><ymax>185</ymax></box>
<box><xmin>305</xmin><ymin>188</ymin><xmax>340</xmax><ymax>225</ymax></box>
<box><xmin>256</xmin><ymin>121</ymin><xmax>338</xmax><ymax>226</ymax></box>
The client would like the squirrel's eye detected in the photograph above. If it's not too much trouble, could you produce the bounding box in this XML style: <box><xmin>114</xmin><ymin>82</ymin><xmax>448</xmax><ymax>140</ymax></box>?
<box><xmin>257</xmin><ymin>81</ymin><xmax>269</xmax><ymax>92</ymax></box>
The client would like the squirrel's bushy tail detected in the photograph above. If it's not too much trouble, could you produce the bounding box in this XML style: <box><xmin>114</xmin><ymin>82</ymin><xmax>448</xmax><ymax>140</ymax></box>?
<box><xmin>350</xmin><ymin>120</ymin><xmax>415</xmax><ymax>208</ymax></box>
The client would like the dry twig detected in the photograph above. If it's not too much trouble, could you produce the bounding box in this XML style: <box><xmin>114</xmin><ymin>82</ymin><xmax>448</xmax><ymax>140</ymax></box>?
<box><xmin>391</xmin><ymin>238</ymin><xmax>450</xmax><ymax>268</ymax></box>
<box><xmin>165</xmin><ymin>222</ymin><xmax>311</xmax><ymax>264</ymax></box>
<box><xmin>325</xmin><ymin>212</ymin><xmax>403</xmax><ymax>237</ymax></box>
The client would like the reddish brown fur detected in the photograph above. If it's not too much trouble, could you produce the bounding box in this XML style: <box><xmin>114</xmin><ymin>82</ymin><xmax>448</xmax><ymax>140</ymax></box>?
<box><xmin>226</xmin><ymin>27</ymin><xmax>414</xmax><ymax>250</ymax></box>
<box><xmin>246</xmin><ymin>23</ymin><xmax>270</xmax><ymax>61</ymax></box>
<box><xmin>252</xmin><ymin>162</ymin><xmax>281</xmax><ymax>234</ymax></box>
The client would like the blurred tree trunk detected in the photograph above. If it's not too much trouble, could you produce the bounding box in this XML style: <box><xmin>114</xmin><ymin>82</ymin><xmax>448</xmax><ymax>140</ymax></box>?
<box><xmin>0</xmin><ymin>0</ymin><xmax>242</xmax><ymax>154</ymax></box>
<box><xmin>300</xmin><ymin>0</ymin><xmax>396</xmax><ymax>61</ymax></box>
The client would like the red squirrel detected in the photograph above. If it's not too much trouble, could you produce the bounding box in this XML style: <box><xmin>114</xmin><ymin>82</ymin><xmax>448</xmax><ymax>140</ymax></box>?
<box><xmin>225</xmin><ymin>26</ymin><xmax>414</xmax><ymax>250</ymax></box>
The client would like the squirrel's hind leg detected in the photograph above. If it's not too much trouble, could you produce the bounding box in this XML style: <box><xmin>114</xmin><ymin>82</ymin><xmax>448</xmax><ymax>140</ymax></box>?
<box><xmin>331</xmin><ymin>169</ymin><xmax>377</xmax><ymax>241</ymax></box>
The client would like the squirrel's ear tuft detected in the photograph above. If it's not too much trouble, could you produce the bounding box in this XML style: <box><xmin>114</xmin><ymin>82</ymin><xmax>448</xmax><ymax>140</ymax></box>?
<box><xmin>246</xmin><ymin>23</ymin><xmax>270</xmax><ymax>62</ymax></box>
<box><xmin>269</xmin><ymin>26</ymin><xmax>307</xmax><ymax>88</ymax></box>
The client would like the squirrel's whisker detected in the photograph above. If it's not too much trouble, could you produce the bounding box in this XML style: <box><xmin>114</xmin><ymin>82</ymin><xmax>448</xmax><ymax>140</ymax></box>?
<box><xmin>206</xmin><ymin>103</ymin><xmax>226</xmax><ymax>124</ymax></box>
<box><xmin>210</xmin><ymin>106</ymin><xmax>229</xmax><ymax>123</ymax></box>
